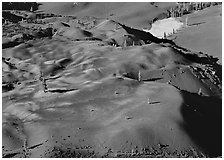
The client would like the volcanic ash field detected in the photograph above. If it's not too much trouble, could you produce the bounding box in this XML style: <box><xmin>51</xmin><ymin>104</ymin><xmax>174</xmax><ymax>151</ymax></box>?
<box><xmin>2</xmin><ymin>2</ymin><xmax>222</xmax><ymax>158</ymax></box>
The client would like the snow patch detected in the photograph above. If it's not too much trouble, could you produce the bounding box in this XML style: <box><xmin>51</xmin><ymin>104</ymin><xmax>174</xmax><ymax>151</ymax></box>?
<box><xmin>144</xmin><ymin>17</ymin><xmax>183</xmax><ymax>38</ymax></box>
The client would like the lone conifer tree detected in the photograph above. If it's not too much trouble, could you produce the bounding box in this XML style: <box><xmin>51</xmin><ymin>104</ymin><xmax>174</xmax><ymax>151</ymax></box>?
<box><xmin>30</xmin><ymin>6</ymin><xmax>33</xmax><ymax>12</ymax></box>
<box><xmin>138</xmin><ymin>70</ymin><xmax>142</xmax><ymax>82</ymax></box>
<box><xmin>164</xmin><ymin>32</ymin><xmax>167</xmax><ymax>39</ymax></box>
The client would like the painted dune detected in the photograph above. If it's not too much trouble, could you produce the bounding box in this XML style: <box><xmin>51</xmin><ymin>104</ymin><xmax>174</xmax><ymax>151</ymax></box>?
<box><xmin>174</xmin><ymin>5</ymin><xmax>222</xmax><ymax>63</ymax></box>
<box><xmin>2</xmin><ymin>2</ymin><xmax>222</xmax><ymax>158</ymax></box>
<box><xmin>38</xmin><ymin>2</ymin><xmax>177</xmax><ymax>29</ymax></box>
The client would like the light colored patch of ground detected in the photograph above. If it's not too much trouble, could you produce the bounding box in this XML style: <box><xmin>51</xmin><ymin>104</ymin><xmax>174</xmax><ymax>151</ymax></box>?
<box><xmin>144</xmin><ymin>17</ymin><xmax>183</xmax><ymax>38</ymax></box>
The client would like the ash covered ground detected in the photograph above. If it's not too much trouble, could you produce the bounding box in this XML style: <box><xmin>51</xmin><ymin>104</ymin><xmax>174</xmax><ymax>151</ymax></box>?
<box><xmin>2</xmin><ymin>2</ymin><xmax>222</xmax><ymax>158</ymax></box>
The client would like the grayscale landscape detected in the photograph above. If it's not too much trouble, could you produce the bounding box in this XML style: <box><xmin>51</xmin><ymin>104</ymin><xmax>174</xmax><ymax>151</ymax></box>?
<box><xmin>2</xmin><ymin>2</ymin><xmax>222</xmax><ymax>158</ymax></box>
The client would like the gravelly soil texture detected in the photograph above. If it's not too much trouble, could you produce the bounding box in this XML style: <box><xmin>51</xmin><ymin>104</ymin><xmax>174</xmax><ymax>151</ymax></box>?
<box><xmin>2</xmin><ymin>2</ymin><xmax>222</xmax><ymax>158</ymax></box>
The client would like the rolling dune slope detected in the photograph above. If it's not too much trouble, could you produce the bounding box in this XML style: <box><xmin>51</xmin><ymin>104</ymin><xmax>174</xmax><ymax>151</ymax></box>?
<box><xmin>174</xmin><ymin>5</ymin><xmax>222</xmax><ymax>62</ymax></box>
<box><xmin>2</xmin><ymin>2</ymin><xmax>222</xmax><ymax>158</ymax></box>
<box><xmin>39</xmin><ymin>2</ymin><xmax>177</xmax><ymax>29</ymax></box>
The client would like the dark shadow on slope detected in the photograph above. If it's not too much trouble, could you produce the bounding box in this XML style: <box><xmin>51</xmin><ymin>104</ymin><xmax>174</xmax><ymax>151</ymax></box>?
<box><xmin>171</xmin><ymin>45</ymin><xmax>222</xmax><ymax>82</ymax></box>
<box><xmin>61</xmin><ymin>21</ymin><xmax>70</xmax><ymax>27</ymax></box>
<box><xmin>2</xmin><ymin>83</ymin><xmax>15</xmax><ymax>92</ymax></box>
<box><xmin>188</xmin><ymin>22</ymin><xmax>206</xmax><ymax>27</ymax></box>
<box><xmin>180</xmin><ymin>51</ymin><xmax>219</xmax><ymax>65</ymax></box>
<box><xmin>116</xmin><ymin>22</ymin><xmax>221</xmax><ymax>76</ymax></box>
<box><xmin>122</xmin><ymin>71</ymin><xmax>163</xmax><ymax>82</ymax></box>
<box><xmin>2</xmin><ymin>11</ymin><xmax>24</xmax><ymax>23</ymax></box>
<box><xmin>171</xmin><ymin>45</ymin><xmax>220</xmax><ymax>65</ymax></box>
<box><xmin>47</xmin><ymin>88</ymin><xmax>78</xmax><ymax>93</ymax></box>
<box><xmin>117</xmin><ymin>22</ymin><xmax>176</xmax><ymax>45</ymax></box>
<box><xmin>180</xmin><ymin>90</ymin><xmax>222</xmax><ymax>157</ymax></box>
<box><xmin>2</xmin><ymin>28</ymin><xmax>54</xmax><ymax>49</ymax></box>
<box><xmin>143</xmin><ymin>77</ymin><xmax>163</xmax><ymax>82</ymax></box>
<box><xmin>2</xmin><ymin>41</ymin><xmax>23</xmax><ymax>49</ymax></box>
<box><xmin>3</xmin><ymin>152</ymin><xmax>20</xmax><ymax>158</ymax></box>
<box><xmin>2</xmin><ymin>57</ymin><xmax>17</xmax><ymax>69</ymax></box>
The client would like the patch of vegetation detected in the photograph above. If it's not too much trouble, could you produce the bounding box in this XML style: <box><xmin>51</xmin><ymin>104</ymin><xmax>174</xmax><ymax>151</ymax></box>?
<box><xmin>2</xmin><ymin>2</ymin><xmax>39</xmax><ymax>12</ymax></box>
<box><xmin>43</xmin><ymin>146</ymin><xmax>208</xmax><ymax>158</ymax></box>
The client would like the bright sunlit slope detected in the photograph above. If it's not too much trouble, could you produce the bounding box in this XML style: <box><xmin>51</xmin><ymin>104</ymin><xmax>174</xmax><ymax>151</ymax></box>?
<box><xmin>38</xmin><ymin>2</ymin><xmax>177</xmax><ymax>29</ymax></box>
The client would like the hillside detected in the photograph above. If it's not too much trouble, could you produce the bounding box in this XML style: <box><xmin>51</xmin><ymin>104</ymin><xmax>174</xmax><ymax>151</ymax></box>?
<box><xmin>2</xmin><ymin>2</ymin><xmax>222</xmax><ymax>158</ymax></box>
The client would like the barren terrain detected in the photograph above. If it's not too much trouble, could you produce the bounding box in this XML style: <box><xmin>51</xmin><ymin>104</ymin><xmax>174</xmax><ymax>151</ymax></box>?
<box><xmin>2</xmin><ymin>2</ymin><xmax>222</xmax><ymax>158</ymax></box>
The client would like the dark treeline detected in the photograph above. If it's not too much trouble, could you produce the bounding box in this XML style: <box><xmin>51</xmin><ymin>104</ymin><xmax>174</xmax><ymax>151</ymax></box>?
<box><xmin>2</xmin><ymin>11</ymin><xmax>23</xmax><ymax>23</ymax></box>
<box><xmin>169</xmin><ymin>2</ymin><xmax>222</xmax><ymax>18</ymax></box>
<box><xmin>2</xmin><ymin>2</ymin><xmax>40</xmax><ymax>12</ymax></box>
<box><xmin>152</xmin><ymin>2</ymin><xmax>222</xmax><ymax>23</ymax></box>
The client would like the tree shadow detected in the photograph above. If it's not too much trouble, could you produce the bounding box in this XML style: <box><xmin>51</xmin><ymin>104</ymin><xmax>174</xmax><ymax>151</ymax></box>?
<box><xmin>188</xmin><ymin>22</ymin><xmax>206</xmax><ymax>26</ymax></box>
<box><xmin>180</xmin><ymin>90</ymin><xmax>222</xmax><ymax>157</ymax></box>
